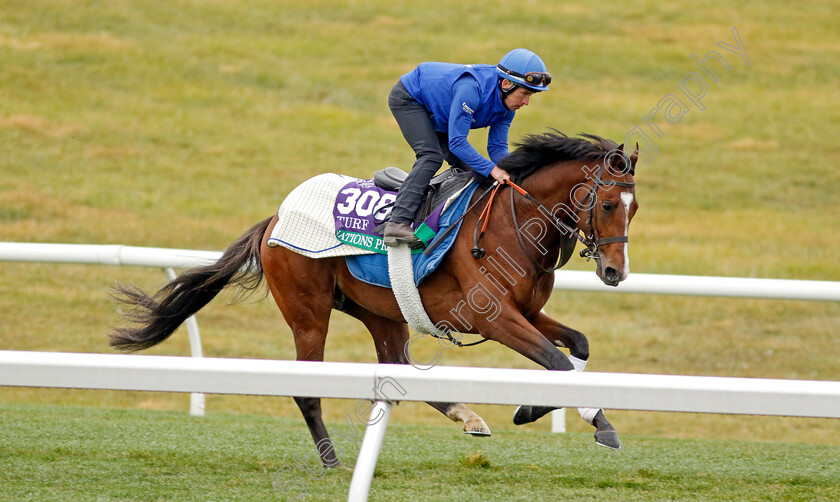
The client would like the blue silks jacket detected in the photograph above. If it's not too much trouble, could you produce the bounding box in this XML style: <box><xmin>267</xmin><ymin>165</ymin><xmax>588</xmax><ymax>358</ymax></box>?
<box><xmin>400</xmin><ymin>63</ymin><xmax>514</xmax><ymax>177</ymax></box>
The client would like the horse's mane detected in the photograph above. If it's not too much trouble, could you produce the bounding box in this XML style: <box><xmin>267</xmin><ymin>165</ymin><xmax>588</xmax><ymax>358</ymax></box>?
<box><xmin>499</xmin><ymin>131</ymin><xmax>622</xmax><ymax>182</ymax></box>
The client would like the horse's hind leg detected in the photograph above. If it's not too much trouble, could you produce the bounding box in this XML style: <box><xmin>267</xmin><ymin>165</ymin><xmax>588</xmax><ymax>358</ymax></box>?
<box><xmin>516</xmin><ymin>311</ymin><xmax>620</xmax><ymax>450</ymax></box>
<box><xmin>436</xmin><ymin>402</ymin><xmax>491</xmax><ymax>436</ymax></box>
<box><xmin>262</xmin><ymin>246</ymin><xmax>342</xmax><ymax>467</ymax></box>
<box><xmin>341</xmin><ymin>299</ymin><xmax>490</xmax><ymax>436</ymax></box>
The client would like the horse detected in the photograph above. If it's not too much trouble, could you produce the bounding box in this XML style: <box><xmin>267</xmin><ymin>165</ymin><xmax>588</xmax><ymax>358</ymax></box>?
<box><xmin>108</xmin><ymin>131</ymin><xmax>639</xmax><ymax>466</ymax></box>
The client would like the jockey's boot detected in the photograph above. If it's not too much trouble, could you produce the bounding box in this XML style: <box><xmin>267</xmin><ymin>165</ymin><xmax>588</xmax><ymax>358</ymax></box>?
<box><xmin>383</xmin><ymin>222</ymin><xmax>423</xmax><ymax>249</ymax></box>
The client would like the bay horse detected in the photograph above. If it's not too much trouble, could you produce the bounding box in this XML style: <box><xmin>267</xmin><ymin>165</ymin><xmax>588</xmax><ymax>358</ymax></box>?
<box><xmin>109</xmin><ymin>131</ymin><xmax>639</xmax><ymax>465</ymax></box>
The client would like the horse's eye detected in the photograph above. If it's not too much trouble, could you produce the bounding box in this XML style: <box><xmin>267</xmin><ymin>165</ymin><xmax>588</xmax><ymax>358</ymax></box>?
<box><xmin>602</xmin><ymin>201</ymin><xmax>615</xmax><ymax>213</ymax></box>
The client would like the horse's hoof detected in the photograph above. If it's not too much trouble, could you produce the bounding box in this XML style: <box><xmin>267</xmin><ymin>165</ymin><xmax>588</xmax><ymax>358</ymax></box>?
<box><xmin>594</xmin><ymin>429</ymin><xmax>621</xmax><ymax>450</ymax></box>
<box><xmin>513</xmin><ymin>405</ymin><xmax>556</xmax><ymax>425</ymax></box>
<box><xmin>463</xmin><ymin>418</ymin><xmax>492</xmax><ymax>436</ymax></box>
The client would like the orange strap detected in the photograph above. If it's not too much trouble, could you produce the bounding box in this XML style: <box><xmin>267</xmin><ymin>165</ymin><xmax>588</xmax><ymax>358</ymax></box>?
<box><xmin>477</xmin><ymin>179</ymin><xmax>529</xmax><ymax>236</ymax></box>
<box><xmin>477</xmin><ymin>182</ymin><xmax>501</xmax><ymax>235</ymax></box>
<box><xmin>504</xmin><ymin>179</ymin><xmax>529</xmax><ymax>196</ymax></box>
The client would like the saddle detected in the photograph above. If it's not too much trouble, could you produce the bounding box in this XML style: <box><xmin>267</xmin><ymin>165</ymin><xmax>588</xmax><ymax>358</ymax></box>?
<box><xmin>373</xmin><ymin>167</ymin><xmax>476</xmax><ymax>222</ymax></box>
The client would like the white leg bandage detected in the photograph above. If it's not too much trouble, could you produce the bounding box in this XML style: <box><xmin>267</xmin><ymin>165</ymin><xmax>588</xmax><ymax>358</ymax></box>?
<box><xmin>569</xmin><ymin>355</ymin><xmax>587</xmax><ymax>372</ymax></box>
<box><xmin>569</xmin><ymin>355</ymin><xmax>600</xmax><ymax>425</ymax></box>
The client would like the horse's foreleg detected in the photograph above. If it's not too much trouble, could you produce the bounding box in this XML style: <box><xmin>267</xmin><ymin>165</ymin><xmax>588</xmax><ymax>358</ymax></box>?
<box><xmin>526</xmin><ymin>311</ymin><xmax>621</xmax><ymax>449</ymax></box>
<box><xmin>344</xmin><ymin>302</ymin><xmax>490</xmax><ymax>436</ymax></box>
<box><xmin>470</xmin><ymin>310</ymin><xmax>620</xmax><ymax>448</ymax></box>
<box><xmin>476</xmin><ymin>313</ymin><xmax>575</xmax><ymax>371</ymax></box>
<box><xmin>483</xmin><ymin>314</ymin><xmax>573</xmax><ymax>426</ymax></box>
<box><xmin>530</xmin><ymin>311</ymin><xmax>590</xmax><ymax>362</ymax></box>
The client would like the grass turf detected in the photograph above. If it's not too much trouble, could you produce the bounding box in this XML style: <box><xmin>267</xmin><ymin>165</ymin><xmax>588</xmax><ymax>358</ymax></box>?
<box><xmin>2</xmin><ymin>403</ymin><xmax>839</xmax><ymax>502</ymax></box>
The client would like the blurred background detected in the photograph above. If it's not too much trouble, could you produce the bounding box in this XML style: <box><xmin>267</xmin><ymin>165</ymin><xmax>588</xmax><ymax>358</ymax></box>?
<box><xmin>1</xmin><ymin>0</ymin><xmax>838</xmax><ymax>444</ymax></box>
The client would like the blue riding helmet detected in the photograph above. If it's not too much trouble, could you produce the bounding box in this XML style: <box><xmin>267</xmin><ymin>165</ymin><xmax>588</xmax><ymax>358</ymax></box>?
<box><xmin>497</xmin><ymin>48</ymin><xmax>551</xmax><ymax>92</ymax></box>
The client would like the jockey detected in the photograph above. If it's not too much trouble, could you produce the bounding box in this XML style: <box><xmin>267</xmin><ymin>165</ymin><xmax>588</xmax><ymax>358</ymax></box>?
<box><xmin>383</xmin><ymin>48</ymin><xmax>551</xmax><ymax>248</ymax></box>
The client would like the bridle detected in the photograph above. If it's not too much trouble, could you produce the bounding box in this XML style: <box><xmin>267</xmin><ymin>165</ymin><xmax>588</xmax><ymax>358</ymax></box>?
<box><xmin>576</xmin><ymin>162</ymin><xmax>636</xmax><ymax>262</ymax></box>
<box><xmin>472</xmin><ymin>160</ymin><xmax>635</xmax><ymax>275</ymax></box>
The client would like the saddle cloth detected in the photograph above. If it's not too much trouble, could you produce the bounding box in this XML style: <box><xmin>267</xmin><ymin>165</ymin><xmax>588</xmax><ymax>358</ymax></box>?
<box><xmin>267</xmin><ymin>172</ymin><xmax>479</xmax><ymax>286</ymax></box>
<box><xmin>266</xmin><ymin>173</ymin><xmax>370</xmax><ymax>258</ymax></box>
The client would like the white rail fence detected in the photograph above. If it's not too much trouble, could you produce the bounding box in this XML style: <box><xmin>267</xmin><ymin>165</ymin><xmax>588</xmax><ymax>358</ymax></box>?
<box><xmin>2</xmin><ymin>242</ymin><xmax>839</xmax><ymax>501</ymax></box>
<box><xmin>2</xmin><ymin>242</ymin><xmax>838</xmax><ymax>301</ymax></box>
<box><xmin>2</xmin><ymin>350</ymin><xmax>839</xmax><ymax>501</ymax></box>
<box><xmin>0</xmin><ymin>243</ymin><xmax>222</xmax><ymax>416</ymax></box>
<box><xmin>2</xmin><ymin>241</ymin><xmax>839</xmax><ymax>425</ymax></box>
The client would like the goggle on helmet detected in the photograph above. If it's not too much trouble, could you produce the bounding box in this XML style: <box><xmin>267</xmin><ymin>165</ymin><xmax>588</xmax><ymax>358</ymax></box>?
<box><xmin>497</xmin><ymin>48</ymin><xmax>551</xmax><ymax>92</ymax></box>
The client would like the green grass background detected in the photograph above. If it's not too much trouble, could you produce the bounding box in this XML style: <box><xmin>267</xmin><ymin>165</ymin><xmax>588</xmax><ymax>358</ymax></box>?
<box><xmin>2</xmin><ymin>404</ymin><xmax>839</xmax><ymax>502</ymax></box>
<box><xmin>1</xmin><ymin>0</ymin><xmax>839</xmax><ymax>498</ymax></box>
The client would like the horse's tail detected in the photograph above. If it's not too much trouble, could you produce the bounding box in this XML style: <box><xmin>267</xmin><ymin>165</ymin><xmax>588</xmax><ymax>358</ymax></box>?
<box><xmin>108</xmin><ymin>216</ymin><xmax>273</xmax><ymax>352</ymax></box>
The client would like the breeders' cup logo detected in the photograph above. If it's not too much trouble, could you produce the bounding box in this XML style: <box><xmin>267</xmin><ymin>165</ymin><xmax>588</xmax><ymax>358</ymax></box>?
<box><xmin>354</xmin><ymin>178</ymin><xmax>375</xmax><ymax>189</ymax></box>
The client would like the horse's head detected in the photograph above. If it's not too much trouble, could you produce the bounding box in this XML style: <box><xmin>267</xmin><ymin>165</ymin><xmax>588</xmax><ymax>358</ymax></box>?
<box><xmin>577</xmin><ymin>145</ymin><xmax>639</xmax><ymax>287</ymax></box>
<box><xmin>499</xmin><ymin>132</ymin><xmax>640</xmax><ymax>284</ymax></box>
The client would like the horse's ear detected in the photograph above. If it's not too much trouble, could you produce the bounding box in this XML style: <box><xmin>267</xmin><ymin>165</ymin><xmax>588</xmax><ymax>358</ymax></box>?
<box><xmin>608</xmin><ymin>144</ymin><xmax>630</xmax><ymax>174</ymax></box>
<box><xmin>629</xmin><ymin>142</ymin><xmax>639</xmax><ymax>172</ymax></box>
